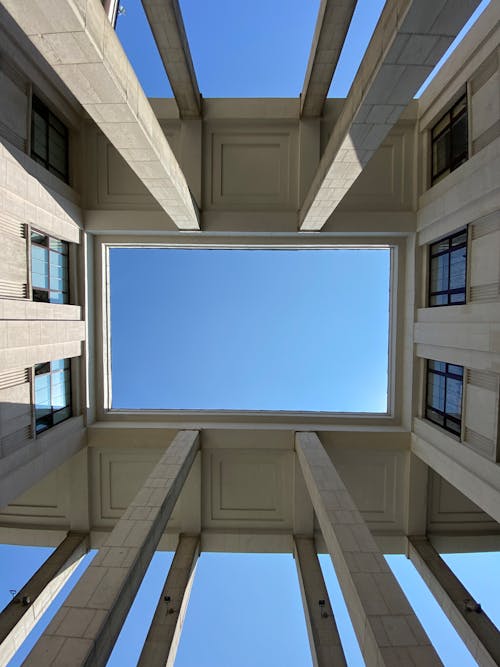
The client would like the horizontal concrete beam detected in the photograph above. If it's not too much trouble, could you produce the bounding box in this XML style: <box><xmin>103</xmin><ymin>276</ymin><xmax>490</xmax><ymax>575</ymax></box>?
<box><xmin>3</xmin><ymin>0</ymin><xmax>199</xmax><ymax>230</ymax></box>
<box><xmin>300</xmin><ymin>0</ymin><xmax>481</xmax><ymax>230</ymax></box>
<box><xmin>300</xmin><ymin>0</ymin><xmax>356</xmax><ymax>117</ymax></box>
<box><xmin>142</xmin><ymin>0</ymin><xmax>201</xmax><ymax>118</ymax></box>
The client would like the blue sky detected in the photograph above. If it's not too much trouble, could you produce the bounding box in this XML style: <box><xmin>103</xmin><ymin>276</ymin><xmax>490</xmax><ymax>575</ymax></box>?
<box><xmin>110</xmin><ymin>248</ymin><xmax>390</xmax><ymax>412</ymax></box>
<box><xmin>116</xmin><ymin>0</ymin><xmax>490</xmax><ymax>98</ymax></box>
<box><xmin>1</xmin><ymin>1</ymin><xmax>498</xmax><ymax>665</ymax></box>
<box><xmin>2</xmin><ymin>546</ymin><xmax>499</xmax><ymax>666</ymax></box>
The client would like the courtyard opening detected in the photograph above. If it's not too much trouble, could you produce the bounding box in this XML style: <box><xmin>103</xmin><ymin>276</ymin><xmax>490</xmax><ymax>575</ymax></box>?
<box><xmin>109</xmin><ymin>247</ymin><xmax>391</xmax><ymax>412</ymax></box>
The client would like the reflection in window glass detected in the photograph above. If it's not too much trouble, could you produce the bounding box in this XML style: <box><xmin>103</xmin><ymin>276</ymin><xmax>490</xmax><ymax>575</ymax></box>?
<box><xmin>31</xmin><ymin>231</ymin><xmax>69</xmax><ymax>304</ymax></box>
<box><xmin>31</xmin><ymin>95</ymin><xmax>69</xmax><ymax>183</ymax></box>
<box><xmin>34</xmin><ymin>359</ymin><xmax>72</xmax><ymax>433</ymax></box>
<box><xmin>431</xmin><ymin>94</ymin><xmax>468</xmax><ymax>184</ymax></box>
<box><xmin>426</xmin><ymin>361</ymin><xmax>463</xmax><ymax>435</ymax></box>
<box><xmin>429</xmin><ymin>229</ymin><xmax>467</xmax><ymax>307</ymax></box>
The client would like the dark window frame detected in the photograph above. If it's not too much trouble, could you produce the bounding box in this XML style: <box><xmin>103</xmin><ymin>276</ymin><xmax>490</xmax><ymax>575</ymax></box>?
<box><xmin>31</xmin><ymin>95</ymin><xmax>69</xmax><ymax>183</ymax></box>
<box><xmin>428</xmin><ymin>228</ymin><xmax>467</xmax><ymax>307</ymax></box>
<box><xmin>34</xmin><ymin>359</ymin><xmax>72</xmax><ymax>434</ymax></box>
<box><xmin>431</xmin><ymin>93</ymin><xmax>468</xmax><ymax>185</ymax></box>
<box><xmin>425</xmin><ymin>360</ymin><xmax>464</xmax><ymax>437</ymax></box>
<box><xmin>30</xmin><ymin>229</ymin><xmax>70</xmax><ymax>304</ymax></box>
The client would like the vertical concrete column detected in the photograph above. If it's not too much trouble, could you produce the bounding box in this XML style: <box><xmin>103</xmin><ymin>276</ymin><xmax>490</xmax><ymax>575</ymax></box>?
<box><xmin>296</xmin><ymin>432</ymin><xmax>442</xmax><ymax>666</ymax></box>
<box><xmin>408</xmin><ymin>536</ymin><xmax>500</xmax><ymax>667</ymax></box>
<box><xmin>138</xmin><ymin>534</ymin><xmax>200</xmax><ymax>667</ymax></box>
<box><xmin>0</xmin><ymin>532</ymin><xmax>88</xmax><ymax>666</ymax></box>
<box><xmin>294</xmin><ymin>536</ymin><xmax>347</xmax><ymax>667</ymax></box>
<box><xmin>24</xmin><ymin>430</ymin><xmax>200</xmax><ymax>667</ymax></box>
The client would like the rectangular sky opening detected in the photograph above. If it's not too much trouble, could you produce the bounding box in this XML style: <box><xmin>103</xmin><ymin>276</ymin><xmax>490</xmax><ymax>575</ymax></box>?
<box><xmin>109</xmin><ymin>247</ymin><xmax>390</xmax><ymax>412</ymax></box>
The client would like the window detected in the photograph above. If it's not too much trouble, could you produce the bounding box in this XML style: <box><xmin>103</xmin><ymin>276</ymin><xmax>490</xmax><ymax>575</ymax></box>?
<box><xmin>426</xmin><ymin>360</ymin><xmax>463</xmax><ymax>436</ymax></box>
<box><xmin>31</xmin><ymin>231</ymin><xmax>69</xmax><ymax>304</ymax></box>
<box><xmin>428</xmin><ymin>229</ymin><xmax>467</xmax><ymax>306</ymax></box>
<box><xmin>34</xmin><ymin>359</ymin><xmax>72</xmax><ymax>433</ymax></box>
<box><xmin>431</xmin><ymin>94</ymin><xmax>468</xmax><ymax>185</ymax></box>
<box><xmin>31</xmin><ymin>95</ymin><xmax>69</xmax><ymax>183</ymax></box>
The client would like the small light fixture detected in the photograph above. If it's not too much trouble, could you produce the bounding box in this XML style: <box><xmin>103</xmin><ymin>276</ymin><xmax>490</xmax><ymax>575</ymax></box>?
<box><xmin>318</xmin><ymin>599</ymin><xmax>328</xmax><ymax>618</ymax></box>
<box><xmin>464</xmin><ymin>598</ymin><xmax>481</xmax><ymax>613</ymax></box>
<box><xmin>164</xmin><ymin>594</ymin><xmax>175</xmax><ymax>614</ymax></box>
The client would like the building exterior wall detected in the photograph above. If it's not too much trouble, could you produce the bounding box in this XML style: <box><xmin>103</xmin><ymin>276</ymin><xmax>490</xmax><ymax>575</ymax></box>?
<box><xmin>0</xmin><ymin>14</ymin><xmax>88</xmax><ymax>510</ymax></box>
<box><xmin>0</xmin><ymin>1</ymin><xmax>498</xmax><ymax>662</ymax></box>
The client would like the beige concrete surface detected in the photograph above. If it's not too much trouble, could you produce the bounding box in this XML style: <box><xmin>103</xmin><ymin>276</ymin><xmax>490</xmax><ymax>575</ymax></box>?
<box><xmin>294</xmin><ymin>536</ymin><xmax>347</xmax><ymax>666</ymax></box>
<box><xmin>138</xmin><ymin>534</ymin><xmax>199</xmax><ymax>667</ymax></box>
<box><xmin>0</xmin><ymin>532</ymin><xmax>88</xmax><ymax>667</ymax></box>
<box><xmin>408</xmin><ymin>536</ymin><xmax>500</xmax><ymax>667</ymax></box>
<box><xmin>23</xmin><ymin>430</ymin><xmax>199</xmax><ymax>667</ymax></box>
<box><xmin>296</xmin><ymin>432</ymin><xmax>442</xmax><ymax>666</ymax></box>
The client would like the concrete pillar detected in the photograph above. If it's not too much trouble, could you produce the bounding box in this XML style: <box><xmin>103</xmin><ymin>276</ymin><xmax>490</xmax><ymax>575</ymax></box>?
<box><xmin>23</xmin><ymin>430</ymin><xmax>200</xmax><ymax>667</ymax></box>
<box><xmin>294</xmin><ymin>536</ymin><xmax>347</xmax><ymax>667</ymax></box>
<box><xmin>296</xmin><ymin>432</ymin><xmax>442</xmax><ymax>666</ymax></box>
<box><xmin>138</xmin><ymin>534</ymin><xmax>199</xmax><ymax>667</ymax></box>
<box><xmin>0</xmin><ymin>532</ymin><xmax>88</xmax><ymax>666</ymax></box>
<box><xmin>408</xmin><ymin>536</ymin><xmax>500</xmax><ymax>667</ymax></box>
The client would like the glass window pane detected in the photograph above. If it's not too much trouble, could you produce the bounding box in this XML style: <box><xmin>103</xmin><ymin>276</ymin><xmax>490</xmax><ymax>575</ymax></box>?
<box><xmin>35</xmin><ymin>362</ymin><xmax>50</xmax><ymax>376</ymax></box>
<box><xmin>50</xmin><ymin>291</ymin><xmax>65</xmax><ymax>304</ymax></box>
<box><xmin>450</xmin><ymin>292</ymin><xmax>465</xmax><ymax>304</ymax></box>
<box><xmin>428</xmin><ymin>360</ymin><xmax>446</xmax><ymax>372</ymax></box>
<box><xmin>31</xmin><ymin>97</ymin><xmax>68</xmax><ymax>183</ymax></box>
<box><xmin>49</xmin><ymin>238</ymin><xmax>68</xmax><ymax>254</ymax></box>
<box><xmin>49</xmin><ymin>113</ymin><xmax>66</xmax><ymax>135</ymax></box>
<box><xmin>33</xmin><ymin>288</ymin><xmax>49</xmax><ymax>302</ymax></box>
<box><xmin>445</xmin><ymin>418</ymin><xmax>461</xmax><ymax>435</ymax></box>
<box><xmin>53</xmin><ymin>406</ymin><xmax>71</xmax><ymax>425</ymax></box>
<box><xmin>430</xmin><ymin>254</ymin><xmax>449</xmax><ymax>294</ymax></box>
<box><xmin>35</xmin><ymin>415</ymin><xmax>52</xmax><ymax>433</ymax></box>
<box><xmin>427</xmin><ymin>373</ymin><xmax>445</xmax><ymax>412</ymax></box>
<box><xmin>31</xmin><ymin>246</ymin><xmax>49</xmax><ymax>289</ymax></box>
<box><xmin>31</xmin><ymin>231</ymin><xmax>47</xmax><ymax>245</ymax></box>
<box><xmin>432</xmin><ymin>114</ymin><xmax>450</xmax><ymax>138</ymax></box>
<box><xmin>48</xmin><ymin>127</ymin><xmax>67</xmax><ymax>176</ymax></box>
<box><xmin>51</xmin><ymin>359</ymin><xmax>65</xmax><ymax>372</ymax></box>
<box><xmin>451</xmin><ymin>231</ymin><xmax>467</xmax><ymax>247</ymax></box>
<box><xmin>432</xmin><ymin>129</ymin><xmax>450</xmax><ymax>177</ymax></box>
<box><xmin>430</xmin><ymin>294</ymin><xmax>448</xmax><ymax>306</ymax></box>
<box><xmin>449</xmin><ymin>248</ymin><xmax>466</xmax><ymax>291</ymax></box>
<box><xmin>446</xmin><ymin>378</ymin><xmax>463</xmax><ymax>418</ymax></box>
<box><xmin>426</xmin><ymin>408</ymin><xmax>444</xmax><ymax>427</ymax></box>
<box><xmin>452</xmin><ymin>96</ymin><xmax>467</xmax><ymax>118</ymax></box>
<box><xmin>447</xmin><ymin>364</ymin><xmax>463</xmax><ymax>377</ymax></box>
<box><xmin>33</xmin><ymin>110</ymin><xmax>46</xmax><ymax>131</ymax></box>
<box><xmin>451</xmin><ymin>113</ymin><xmax>468</xmax><ymax>165</ymax></box>
<box><xmin>430</xmin><ymin>238</ymin><xmax>449</xmax><ymax>256</ymax></box>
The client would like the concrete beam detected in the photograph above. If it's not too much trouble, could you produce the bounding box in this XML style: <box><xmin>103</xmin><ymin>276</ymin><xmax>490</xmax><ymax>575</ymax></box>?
<box><xmin>300</xmin><ymin>0</ymin><xmax>357</xmax><ymax>117</ymax></box>
<box><xmin>2</xmin><ymin>0</ymin><xmax>199</xmax><ymax>230</ymax></box>
<box><xmin>294</xmin><ymin>536</ymin><xmax>347</xmax><ymax>666</ymax></box>
<box><xmin>138</xmin><ymin>534</ymin><xmax>199</xmax><ymax>667</ymax></box>
<box><xmin>296</xmin><ymin>432</ymin><xmax>442</xmax><ymax>666</ymax></box>
<box><xmin>0</xmin><ymin>532</ymin><xmax>88</xmax><ymax>667</ymax></box>
<box><xmin>23</xmin><ymin>430</ymin><xmax>200</xmax><ymax>667</ymax></box>
<box><xmin>300</xmin><ymin>0</ymin><xmax>481</xmax><ymax>230</ymax></box>
<box><xmin>141</xmin><ymin>0</ymin><xmax>201</xmax><ymax>118</ymax></box>
<box><xmin>408</xmin><ymin>537</ymin><xmax>500</xmax><ymax>667</ymax></box>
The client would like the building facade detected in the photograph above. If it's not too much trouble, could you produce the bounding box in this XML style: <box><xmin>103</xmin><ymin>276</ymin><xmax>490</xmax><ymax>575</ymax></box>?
<box><xmin>0</xmin><ymin>0</ymin><xmax>499</xmax><ymax>665</ymax></box>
